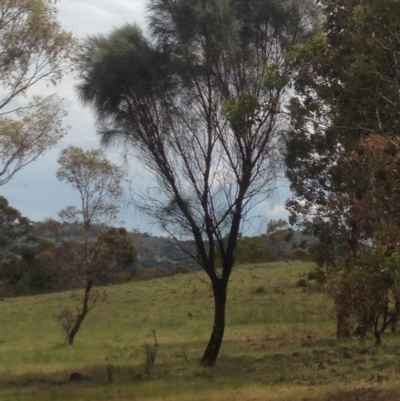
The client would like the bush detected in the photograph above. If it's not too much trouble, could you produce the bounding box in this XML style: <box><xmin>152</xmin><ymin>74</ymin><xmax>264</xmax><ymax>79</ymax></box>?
<box><xmin>252</xmin><ymin>286</ymin><xmax>265</xmax><ymax>295</ymax></box>
<box><xmin>53</xmin><ymin>309</ymin><xmax>77</xmax><ymax>344</ymax></box>
<box><xmin>286</xmin><ymin>248</ymin><xmax>311</xmax><ymax>261</ymax></box>
<box><xmin>134</xmin><ymin>267</ymin><xmax>170</xmax><ymax>281</ymax></box>
<box><xmin>174</xmin><ymin>265</ymin><xmax>191</xmax><ymax>275</ymax></box>
<box><xmin>295</xmin><ymin>278</ymin><xmax>308</xmax><ymax>288</ymax></box>
<box><xmin>112</xmin><ymin>271</ymin><xmax>132</xmax><ymax>285</ymax></box>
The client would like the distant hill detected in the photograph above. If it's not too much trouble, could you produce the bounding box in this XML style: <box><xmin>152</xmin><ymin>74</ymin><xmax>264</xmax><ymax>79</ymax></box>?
<box><xmin>10</xmin><ymin>222</ymin><xmax>317</xmax><ymax>274</ymax></box>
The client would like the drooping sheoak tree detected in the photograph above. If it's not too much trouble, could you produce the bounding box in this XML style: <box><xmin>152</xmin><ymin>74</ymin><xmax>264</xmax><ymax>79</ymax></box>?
<box><xmin>78</xmin><ymin>0</ymin><xmax>319</xmax><ymax>365</ymax></box>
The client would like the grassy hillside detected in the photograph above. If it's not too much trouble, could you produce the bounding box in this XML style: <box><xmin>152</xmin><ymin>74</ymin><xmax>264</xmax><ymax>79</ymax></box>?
<box><xmin>1</xmin><ymin>261</ymin><xmax>400</xmax><ymax>401</ymax></box>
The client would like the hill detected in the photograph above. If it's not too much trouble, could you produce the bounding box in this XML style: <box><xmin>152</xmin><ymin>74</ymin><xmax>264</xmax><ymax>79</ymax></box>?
<box><xmin>0</xmin><ymin>261</ymin><xmax>399</xmax><ymax>401</ymax></box>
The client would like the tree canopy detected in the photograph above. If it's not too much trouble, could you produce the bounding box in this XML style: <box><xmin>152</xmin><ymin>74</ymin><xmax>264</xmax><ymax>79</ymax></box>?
<box><xmin>285</xmin><ymin>0</ymin><xmax>400</xmax><ymax>338</ymax></box>
<box><xmin>0</xmin><ymin>0</ymin><xmax>79</xmax><ymax>185</ymax></box>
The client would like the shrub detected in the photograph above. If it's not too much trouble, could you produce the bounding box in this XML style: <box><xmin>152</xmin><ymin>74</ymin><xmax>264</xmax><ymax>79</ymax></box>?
<box><xmin>252</xmin><ymin>286</ymin><xmax>265</xmax><ymax>295</ymax></box>
<box><xmin>113</xmin><ymin>271</ymin><xmax>132</xmax><ymax>285</ymax></box>
<box><xmin>286</xmin><ymin>248</ymin><xmax>310</xmax><ymax>261</ymax></box>
<box><xmin>295</xmin><ymin>278</ymin><xmax>309</xmax><ymax>288</ymax></box>
<box><xmin>134</xmin><ymin>267</ymin><xmax>170</xmax><ymax>281</ymax></box>
<box><xmin>53</xmin><ymin>309</ymin><xmax>77</xmax><ymax>345</ymax></box>
<box><xmin>175</xmin><ymin>265</ymin><xmax>191</xmax><ymax>275</ymax></box>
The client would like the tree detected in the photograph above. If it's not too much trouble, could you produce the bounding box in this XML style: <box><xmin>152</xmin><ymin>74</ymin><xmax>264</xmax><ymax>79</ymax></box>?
<box><xmin>0</xmin><ymin>196</ymin><xmax>30</xmax><ymax>253</ymax></box>
<box><xmin>235</xmin><ymin>236</ymin><xmax>275</xmax><ymax>265</ymax></box>
<box><xmin>0</xmin><ymin>197</ymin><xmax>65</xmax><ymax>296</ymax></box>
<box><xmin>0</xmin><ymin>196</ymin><xmax>31</xmax><ymax>292</ymax></box>
<box><xmin>285</xmin><ymin>0</ymin><xmax>400</xmax><ymax>338</ymax></box>
<box><xmin>15</xmin><ymin>244</ymin><xmax>59</xmax><ymax>294</ymax></box>
<box><xmin>266</xmin><ymin>219</ymin><xmax>294</xmax><ymax>259</ymax></box>
<box><xmin>56</xmin><ymin>146</ymin><xmax>125</xmax><ymax>229</ymax></box>
<box><xmin>335</xmin><ymin>135</ymin><xmax>400</xmax><ymax>342</ymax></box>
<box><xmin>78</xmin><ymin>0</ymin><xmax>319</xmax><ymax>365</ymax></box>
<box><xmin>53</xmin><ymin>146</ymin><xmax>133</xmax><ymax>345</ymax></box>
<box><xmin>0</xmin><ymin>0</ymin><xmax>79</xmax><ymax>185</ymax></box>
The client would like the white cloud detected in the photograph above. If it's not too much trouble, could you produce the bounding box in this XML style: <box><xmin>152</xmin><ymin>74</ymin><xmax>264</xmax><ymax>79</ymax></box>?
<box><xmin>0</xmin><ymin>0</ymin><xmax>293</xmax><ymax>236</ymax></box>
<box><xmin>57</xmin><ymin>0</ymin><xmax>147</xmax><ymax>37</ymax></box>
<box><xmin>0</xmin><ymin>1</ymin><xmax>149</xmax><ymax>229</ymax></box>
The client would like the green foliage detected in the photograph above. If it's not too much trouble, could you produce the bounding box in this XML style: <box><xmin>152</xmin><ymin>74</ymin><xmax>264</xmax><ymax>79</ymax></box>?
<box><xmin>0</xmin><ymin>0</ymin><xmax>78</xmax><ymax>185</ymax></box>
<box><xmin>261</xmin><ymin>64</ymin><xmax>289</xmax><ymax>91</ymax></box>
<box><xmin>295</xmin><ymin>277</ymin><xmax>308</xmax><ymax>288</ymax></box>
<box><xmin>267</xmin><ymin>219</ymin><xmax>293</xmax><ymax>241</ymax></box>
<box><xmin>57</xmin><ymin>146</ymin><xmax>125</xmax><ymax>227</ymax></box>
<box><xmin>236</xmin><ymin>236</ymin><xmax>275</xmax><ymax>265</ymax></box>
<box><xmin>112</xmin><ymin>271</ymin><xmax>133</xmax><ymax>285</ymax></box>
<box><xmin>0</xmin><ymin>198</ymin><xmax>59</xmax><ymax>296</ymax></box>
<box><xmin>223</xmin><ymin>91</ymin><xmax>260</xmax><ymax>134</ymax></box>
<box><xmin>286</xmin><ymin>248</ymin><xmax>311</xmax><ymax>262</ymax></box>
<box><xmin>264</xmin><ymin>219</ymin><xmax>310</xmax><ymax>260</ymax></box>
<box><xmin>305</xmin><ymin>223</ymin><xmax>400</xmax><ymax>344</ymax></box>
<box><xmin>287</xmin><ymin>0</ymin><xmax>400</xmax><ymax>230</ymax></box>
<box><xmin>94</xmin><ymin>227</ymin><xmax>137</xmax><ymax>270</ymax></box>
<box><xmin>0</xmin><ymin>196</ymin><xmax>31</xmax><ymax>253</ymax></box>
<box><xmin>134</xmin><ymin>266</ymin><xmax>170</xmax><ymax>281</ymax></box>
<box><xmin>285</xmin><ymin>0</ymin><xmax>400</xmax><ymax>336</ymax></box>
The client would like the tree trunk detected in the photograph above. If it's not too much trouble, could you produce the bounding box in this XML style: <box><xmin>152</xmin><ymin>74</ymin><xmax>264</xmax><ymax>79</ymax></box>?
<box><xmin>374</xmin><ymin>329</ymin><xmax>382</xmax><ymax>346</ymax></box>
<box><xmin>353</xmin><ymin>323</ymin><xmax>368</xmax><ymax>340</ymax></box>
<box><xmin>336</xmin><ymin>302</ymin><xmax>352</xmax><ymax>339</ymax></box>
<box><xmin>391</xmin><ymin>301</ymin><xmax>400</xmax><ymax>334</ymax></box>
<box><xmin>353</xmin><ymin>313</ymin><xmax>373</xmax><ymax>340</ymax></box>
<box><xmin>200</xmin><ymin>279</ymin><xmax>227</xmax><ymax>366</ymax></box>
<box><xmin>68</xmin><ymin>280</ymin><xmax>92</xmax><ymax>345</ymax></box>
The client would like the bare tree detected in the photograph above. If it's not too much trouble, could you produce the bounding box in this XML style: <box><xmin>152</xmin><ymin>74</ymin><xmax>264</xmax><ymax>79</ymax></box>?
<box><xmin>78</xmin><ymin>0</ymin><xmax>319</xmax><ymax>365</ymax></box>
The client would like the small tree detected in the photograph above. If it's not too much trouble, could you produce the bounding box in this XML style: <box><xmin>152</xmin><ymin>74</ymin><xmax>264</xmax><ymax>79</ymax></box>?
<box><xmin>53</xmin><ymin>146</ymin><xmax>134</xmax><ymax>345</ymax></box>
<box><xmin>299</xmin><ymin>134</ymin><xmax>400</xmax><ymax>340</ymax></box>
<box><xmin>235</xmin><ymin>236</ymin><xmax>275</xmax><ymax>265</ymax></box>
<box><xmin>265</xmin><ymin>219</ymin><xmax>294</xmax><ymax>260</ymax></box>
<box><xmin>329</xmin><ymin>230</ymin><xmax>400</xmax><ymax>346</ymax></box>
<box><xmin>0</xmin><ymin>0</ymin><xmax>79</xmax><ymax>184</ymax></box>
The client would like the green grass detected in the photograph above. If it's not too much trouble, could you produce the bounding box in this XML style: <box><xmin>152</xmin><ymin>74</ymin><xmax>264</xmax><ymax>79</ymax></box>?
<box><xmin>1</xmin><ymin>261</ymin><xmax>400</xmax><ymax>400</ymax></box>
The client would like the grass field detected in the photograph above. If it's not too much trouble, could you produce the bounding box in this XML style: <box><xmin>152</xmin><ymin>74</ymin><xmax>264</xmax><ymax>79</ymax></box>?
<box><xmin>1</xmin><ymin>261</ymin><xmax>400</xmax><ymax>400</ymax></box>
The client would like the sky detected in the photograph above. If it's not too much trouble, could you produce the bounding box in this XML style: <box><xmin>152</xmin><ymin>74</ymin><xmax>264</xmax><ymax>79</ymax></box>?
<box><xmin>0</xmin><ymin>0</ymin><xmax>290</xmax><ymax>235</ymax></box>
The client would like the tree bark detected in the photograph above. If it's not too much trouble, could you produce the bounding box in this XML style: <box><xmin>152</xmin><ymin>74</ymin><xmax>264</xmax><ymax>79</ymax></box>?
<box><xmin>200</xmin><ymin>279</ymin><xmax>227</xmax><ymax>366</ymax></box>
<box><xmin>68</xmin><ymin>280</ymin><xmax>92</xmax><ymax>345</ymax></box>
<box><xmin>374</xmin><ymin>327</ymin><xmax>382</xmax><ymax>346</ymax></box>
<box><xmin>391</xmin><ymin>301</ymin><xmax>400</xmax><ymax>334</ymax></box>
<box><xmin>336</xmin><ymin>301</ymin><xmax>352</xmax><ymax>339</ymax></box>
<box><xmin>353</xmin><ymin>313</ymin><xmax>373</xmax><ymax>340</ymax></box>
<box><xmin>353</xmin><ymin>323</ymin><xmax>368</xmax><ymax>340</ymax></box>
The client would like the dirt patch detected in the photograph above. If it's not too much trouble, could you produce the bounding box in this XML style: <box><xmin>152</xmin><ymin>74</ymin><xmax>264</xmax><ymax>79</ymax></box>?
<box><xmin>326</xmin><ymin>388</ymin><xmax>395</xmax><ymax>401</ymax></box>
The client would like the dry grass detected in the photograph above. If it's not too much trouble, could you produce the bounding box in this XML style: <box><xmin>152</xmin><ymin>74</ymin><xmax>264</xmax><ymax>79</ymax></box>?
<box><xmin>1</xmin><ymin>261</ymin><xmax>400</xmax><ymax>400</ymax></box>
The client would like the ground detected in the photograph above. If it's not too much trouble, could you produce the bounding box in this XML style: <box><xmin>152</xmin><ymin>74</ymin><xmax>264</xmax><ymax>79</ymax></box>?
<box><xmin>1</xmin><ymin>261</ymin><xmax>400</xmax><ymax>400</ymax></box>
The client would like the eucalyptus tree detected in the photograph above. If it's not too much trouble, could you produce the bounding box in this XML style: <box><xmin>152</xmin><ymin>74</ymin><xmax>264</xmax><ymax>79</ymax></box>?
<box><xmin>285</xmin><ymin>0</ymin><xmax>400</xmax><ymax>338</ymax></box>
<box><xmin>78</xmin><ymin>0</ymin><xmax>319</xmax><ymax>366</ymax></box>
<box><xmin>54</xmin><ymin>146</ymin><xmax>133</xmax><ymax>345</ymax></box>
<box><xmin>0</xmin><ymin>0</ymin><xmax>79</xmax><ymax>185</ymax></box>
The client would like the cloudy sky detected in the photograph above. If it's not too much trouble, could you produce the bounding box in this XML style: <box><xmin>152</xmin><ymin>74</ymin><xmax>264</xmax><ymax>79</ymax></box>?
<box><xmin>0</xmin><ymin>0</ymin><xmax>289</xmax><ymax>235</ymax></box>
